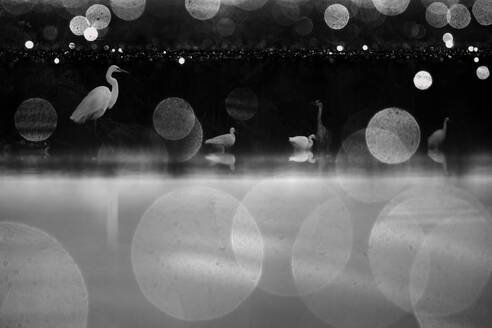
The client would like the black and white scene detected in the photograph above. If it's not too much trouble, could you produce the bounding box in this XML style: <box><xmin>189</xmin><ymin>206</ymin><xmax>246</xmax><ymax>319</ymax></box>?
<box><xmin>1</xmin><ymin>0</ymin><xmax>492</xmax><ymax>327</ymax></box>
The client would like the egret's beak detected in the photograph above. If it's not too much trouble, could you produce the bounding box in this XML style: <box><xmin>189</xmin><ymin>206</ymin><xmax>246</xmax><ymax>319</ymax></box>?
<box><xmin>118</xmin><ymin>68</ymin><xmax>130</xmax><ymax>74</ymax></box>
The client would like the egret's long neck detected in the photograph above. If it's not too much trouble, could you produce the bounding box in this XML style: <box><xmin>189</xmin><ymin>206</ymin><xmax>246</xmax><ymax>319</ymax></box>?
<box><xmin>106</xmin><ymin>72</ymin><xmax>119</xmax><ymax>109</ymax></box>
<box><xmin>317</xmin><ymin>105</ymin><xmax>323</xmax><ymax>123</ymax></box>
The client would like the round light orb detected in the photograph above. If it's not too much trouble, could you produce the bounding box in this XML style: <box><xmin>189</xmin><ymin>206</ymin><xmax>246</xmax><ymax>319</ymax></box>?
<box><xmin>185</xmin><ymin>0</ymin><xmax>220</xmax><ymax>21</ymax></box>
<box><xmin>366</xmin><ymin>107</ymin><xmax>421</xmax><ymax>165</ymax></box>
<box><xmin>225</xmin><ymin>87</ymin><xmax>258</xmax><ymax>121</ymax></box>
<box><xmin>362</xmin><ymin>44</ymin><xmax>369</xmax><ymax>51</ymax></box>
<box><xmin>447</xmin><ymin>4</ymin><xmax>471</xmax><ymax>29</ymax></box>
<box><xmin>54</xmin><ymin>57</ymin><xmax>60</xmax><ymax>64</ymax></box>
<box><xmin>240</xmin><ymin>176</ymin><xmax>337</xmax><ymax>297</ymax></box>
<box><xmin>372</xmin><ymin>0</ymin><xmax>410</xmax><ymax>16</ymax></box>
<box><xmin>425</xmin><ymin>2</ymin><xmax>448</xmax><ymax>28</ymax></box>
<box><xmin>445</xmin><ymin>40</ymin><xmax>454</xmax><ymax>48</ymax></box>
<box><xmin>476</xmin><ymin>65</ymin><xmax>490</xmax><ymax>80</ymax></box>
<box><xmin>474</xmin><ymin>57</ymin><xmax>480</xmax><ymax>63</ymax></box>
<box><xmin>153</xmin><ymin>97</ymin><xmax>195</xmax><ymax>141</ymax></box>
<box><xmin>474</xmin><ymin>46</ymin><xmax>479</xmax><ymax>52</ymax></box>
<box><xmin>83</xmin><ymin>27</ymin><xmax>98</xmax><ymax>41</ymax></box>
<box><xmin>291</xmin><ymin>198</ymin><xmax>353</xmax><ymax>296</ymax></box>
<box><xmin>85</xmin><ymin>4</ymin><xmax>111</xmax><ymax>30</ymax></box>
<box><xmin>131</xmin><ymin>187</ymin><xmax>263</xmax><ymax>321</ymax></box>
<box><xmin>216</xmin><ymin>17</ymin><xmax>236</xmax><ymax>37</ymax></box>
<box><xmin>337</xmin><ymin>44</ymin><xmax>344</xmax><ymax>51</ymax></box>
<box><xmin>42</xmin><ymin>25</ymin><xmax>58</xmax><ymax>41</ymax></box>
<box><xmin>69</xmin><ymin>42</ymin><xmax>76</xmax><ymax>49</ymax></box>
<box><xmin>69</xmin><ymin>16</ymin><xmax>90</xmax><ymax>36</ymax></box>
<box><xmin>15</xmin><ymin>98</ymin><xmax>58</xmax><ymax>142</ymax></box>
<box><xmin>442</xmin><ymin>32</ymin><xmax>453</xmax><ymax>43</ymax></box>
<box><xmin>324</xmin><ymin>4</ymin><xmax>350</xmax><ymax>30</ymax></box>
<box><xmin>468</xmin><ymin>45</ymin><xmax>474</xmax><ymax>52</ymax></box>
<box><xmin>24</xmin><ymin>40</ymin><xmax>34</xmax><ymax>49</ymax></box>
<box><xmin>166</xmin><ymin>119</ymin><xmax>203</xmax><ymax>163</ymax></box>
<box><xmin>413</xmin><ymin>70</ymin><xmax>433</xmax><ymax>90</ymax></box>
<box><xmin>410</xmin><ymin>214</ymin><xmax>492</xmax><ymax>318</ymax></box>
<box><xmin>110</xmin><ymin>0</ymin><xmax>146</xmax><ymax>21</ymax></box>
<box><xmin>178</xmin><ymin>56</ymin><xmax>185</xmax><ymax>65</ymax></box>
<box><xmin>0</xmin><ymin>222</ymin><xmax>88</xmax><ymax>328</ymax></box>
<box><xmin>473</xmin><ymin>0</ymin><xmax>492</xmax><ymax>26</ymax></box>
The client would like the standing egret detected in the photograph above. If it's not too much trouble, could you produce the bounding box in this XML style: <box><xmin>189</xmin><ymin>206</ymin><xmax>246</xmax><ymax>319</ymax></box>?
<box><xmin>312</xmin><ymin>100</ymin><xmax>331</xmax><ymax>153</ymax></box>
<box><xmin>204</xmin><ymin>127</ymin><xmax>236</xmax><ymax>152</ymax></box>
<box><xmin>70</xmin><ymin>65</ymin><xmax>129</xmax><ymax>129</ymax></box>
<box><xmin>427</xmin><ymin>117</ymin><xmax>449</xmax><ymax>150</ymax></box>
<box><xmin>289</xmin><ymin>134</ymin><xmax>316</xmax><ymax>151</ymax></box>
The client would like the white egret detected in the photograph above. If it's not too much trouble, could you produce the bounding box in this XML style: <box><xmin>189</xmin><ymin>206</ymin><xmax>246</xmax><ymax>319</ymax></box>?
<box><xmin>289</xmin><ymin>134</ymin><xmax>315</xmax><ymax>151</ymax></box>
<box><xmin>312</xmin><ymin>100</ymin><xmax>331</xmax><ymax>153</ymax></box>
<box><xmin>204</xmin><ymin>127</ymin><xmax>236</xmax><ymax>152</ymax></box>
<box><xmin>427</xmin><ymin>117</ymin><xmax>449</xmax><ymax>150</ymax></box>
<box><xmin>70</xmin><ymin>65</ymin><xmax>129</xmax><ymax>125</ymax></box>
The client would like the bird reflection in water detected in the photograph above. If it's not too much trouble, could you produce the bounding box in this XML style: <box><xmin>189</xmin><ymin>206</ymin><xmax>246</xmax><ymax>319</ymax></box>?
<box><xmin>289</xmin><ymin>150</ymin><xmax>316</xmax><ymax>164</ymax></box>
<box><xmin>205</xmin><ymin>152</ymin><xmax>236</xmax><ymax>170</ymax></box>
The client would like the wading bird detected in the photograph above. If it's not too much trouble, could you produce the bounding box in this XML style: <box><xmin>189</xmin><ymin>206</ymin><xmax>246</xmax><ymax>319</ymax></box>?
<box><xmin>205</xmin><ymin>127</ymin><xmax>236</xmax><ymax>152</ymax></box>
<box><xmin>70</xmin><ymin>65</ymin><xmax>129</xmax><ymax>127</ymax></box>
<box><xmin>289</xmin><ymin>134</ymin><xmax>315</xmax><ymax>151</ymax></box>
<box><xmin>427</xmin><ymin>117</ymin><xmax>449</xmax><ymax>150</ymax></box>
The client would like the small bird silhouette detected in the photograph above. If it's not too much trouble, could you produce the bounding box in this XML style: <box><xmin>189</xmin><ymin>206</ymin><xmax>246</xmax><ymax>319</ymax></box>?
<box><xmin>205</xmin><ymin>127</ymin><xmax>236</xmax><ymax>152</ymax></box>
<box><xmin>70</xmin><ymin>65</ymin><xmax>129</xmax><ymax>124</ymax></box>
<box><xmin>312</xmin><ymin>100</ymin><xmax>331</xmax><ymax>153</ymax></box>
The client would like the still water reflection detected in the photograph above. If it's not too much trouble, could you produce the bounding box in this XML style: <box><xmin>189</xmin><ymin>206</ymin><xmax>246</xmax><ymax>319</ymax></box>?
<box><xmin>0</xmin><ymin>164</ymin><xmax>492</xmax><ymax>328</ymax></box>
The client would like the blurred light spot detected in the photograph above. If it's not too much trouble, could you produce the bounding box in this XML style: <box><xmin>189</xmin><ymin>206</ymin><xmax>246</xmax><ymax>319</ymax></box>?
<box><xmin>0</xmin><ymin>222</ymin><xmax>88</xmax><ymax>327</ymax></box>
<box><xmin>153</xmin><ymin>97</ymin><xmax>195</xmax><ymax>141</ymax></box>
<box><xmin>445</xmin><ymin>40</ymin><xmax>454</xmax><ymax>48</ymax></box>
<box><xmin>54</xmin><ymin>57</ymin><xmax>60</xmax><ymax>64</ymax></box>
<box><xmin>473</xmin><ymin>0</ymin><xmax>492</xmax><ymax>26</ymax></box>
<box><xmin>337</xmin><ymin>44</ymin><xmax>344</xmax><ymax>51</ymax></box>
<box><xmin>165</xmin><ymin>118</ymin><xmax>203</xmax><ymax>162</ymax></box>
<box><xmin>216</xmin><ymin>17</ymin><xmax>236</xmax><ymax>37</ymax></box>
<box><xmin>362</xmin><ymin>44</ymin><xmax>369</xmax><ymax>51</ymax></box>
<box><xmin>225</xmin><ymin>87</ymin><xmax>258</xmax><ymax>121</ymax></box>
<box><xmin>69</xmin><ymin>16</ymin><xmax>90</xmax><ymax>36</ymax></box>
<box><xmin>69</xmin><ymin>42</ymin><xmax>75</xmax><ymax>49</ymax></box>
<box><xmin>372</xmin><ymin>0</ymin><xmax>410</xmax><ymax>16</ymax></box>
<box><xmin>241</xmin><ymin>176</ymin><xmax>339</xmax><ymax>296</ymax></box>
<box><xmin>24</xmin><ymin>40</ymin><xmax>34</xmax><ymax>49</ymax></box>
<box><xmin>442</xmin><ymin>32</ymin><xmax>453</xmax><ymax>43</ymax></box>
<box><xmin>83</xmin><ymin>27</ymin><xmax>98</xmax><ymax>41</ymax></box>
<box><xmin>425</xmin><ymin>2</ymin><xmax>448</xmax><ymax>28</ymax></box>
<box><xmin>324</xmin><ymin>4</ymin><xmax>350</xmax><ymax>30</ymax></box>
<box><xmin>366</xmin><ymin>107</ymin><xmax>421</xmax><ymax>164</ymax></box>
<box><xmin>178</xmin><ymin>56</ymin><xmax>185</xmax><ymax>65</ymax></box>
<box><xmin>131</xmin><ymin>187</ymin><xmax>263</xmax><ymax>320</ymax></box>
<box><xmin>413</xmin><ymin>70</ymin><xmax>433</xmax><ymax>90</ymax></box>
<box><xmin>292</xmin><ymin>198</ymin><xmax>353</xmax><ymax>295</ymax></box>
<box><xmin>474</xmin><ymin>57</ymin><xmax>479</xmax><ymax>63</ymax></box>
<box><xmin>185</xmin><ymin>0</ymin><xmax>220</xmax><ymax>21</ymax></box>
<box><xmin>15</xmin><ymin>98</ymin><xmax>57</xmax><ymax>142</ymax></box>
<box><xmin>447</xmin><ymin>4</ymin><xmax>471</xmax><ymax>29</ymax></box>
<box><xmin>468</xmin><ymin>45</ymin><xmax>474</xmax><ymax>52</ymax></box>
<box><xmin>110</xmin><ymin>0</ymin><xmax>146</xmax><ymax>21</ymax></box>
<box><xmin>476</xmin><ymin>65</ymin><xmax>490</xmax><ymax>80</ymax></box>
<box><xmin>86</xmin><ymin>4</ymin><xmax>111</xmax><ymax>30</ymax></box>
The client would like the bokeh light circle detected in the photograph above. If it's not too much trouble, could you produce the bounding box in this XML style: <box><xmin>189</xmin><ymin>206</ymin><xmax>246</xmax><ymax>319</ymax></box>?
<box><xmin>166</xmin><ymin>118</ymin><xmax>203</xmax><ymax>163</ymax></box>
<box><xmin>365</xmin><ymin>108</ymin><xmax>421</xmax><ymax>164</ymax></box>
<box><xmin>153</xmin><ymin>97</ymin><xmax>196</xmax><ymax>141</ymax></box>
<box><xmin>425</xmin><ymin>2</ymin><xmax>448</xmax><ymax>28</ymax></box>
<box><xmin>110</xmin><ymin>0</ymin><xmax>146</xmax><ymax>21</ymax></box>
<box><xmin>476</xmin><ymin>65</ymin><xmax>490</xmax><ymax>80</ymax></box>
<box><xmin>0</xmin><ymin>222</ymin><xmax>88</xmax><ymax>328</ymax></box>
<box><xmin>216</xmin><ymin>17</ymin><xmax>236</xmax><ymax>37</ymax></box>
<box><xmin>131</xmin><ymin>187</ymin><xmax>263</xmax><ymax>321</ymax></box>
<box><xmin>447</xmin><ymin>4</ymin><xmax>471</xmax><ymax>29</ymax></box>
<box><xmin>83</xmin><ymin>27</ymin><xmax>98</xmax><ymax>41</ymax></box>
<box><xmin>85</xmin><ymin>4</ymin><xmax>111</xmax><ymax>30</ymax></box>
<box><xmin>372</xmin><ymin>0</ymin><xmax>410</xmax><ymax>16</ymax></box>
<box><xmin>240</xmin><ymin>176</ymin><xmax>338</xmax><ymax>296</ymax></box>
<box><xmin>24</xmin><ymin>40</ymin><xmax>34</xmax><ymax>49</ymax></box>
<box><xmin>324</xmin><ymin>4</ymin><xmax>350</xmax><ymax>30</ymax></box>
<box><xmin>185</xmin><ymin>0</ymin><xmax>220</xmax><ymax>21</ymax></box>
<box><xmin>410</xmin><ymin>214</ymin><xmax>492</xmax><ymax>317</ymax></box>
<box><xmin>232</xmin><ymin>0</ymin><xmax>268</xmax><ymax>11</ymax></box>
<box><xmin>69</xmin><ymin>16</ymin><xmax>90</xmax><ymax>36</ymax></box>
<box><xmin>291</xmin><ymin>198</ymin><xmax>353</xmax><ymax>295</ymax></box>
<box><xmin>473</xmin><ymin>0</ymin><xmax>492</xmax><ymax>26</ymax></box>
<box><xmin>442</xmin><ymin>32</ymin><xmax>453</xmax><ymax>43</ymax></box>
<box><xmin>42</xmin><ymin>25</ymin><xmax>58</xmax><ymax>41</ymax></box>
<box><xmin>14</xmin><ymin>98</ymin><xmax>57</xmax><ymax>142</ymax></box>
<box><xmin>413</xmin><ymin>70</ymin><xmax>433</xmax><ymax>90</ymax></box>
<box><xmin>225</xmin><ymin>87</ymin><xmax>258</xmax><ymax>121</ymax></box>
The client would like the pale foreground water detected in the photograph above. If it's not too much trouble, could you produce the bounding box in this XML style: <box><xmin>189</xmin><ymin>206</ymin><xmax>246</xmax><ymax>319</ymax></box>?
<box><xmin>1</xmin><ymin>166</ymin><xmax>492</xmax><ymax>328</ymax></box>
